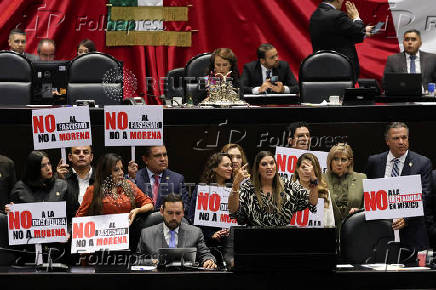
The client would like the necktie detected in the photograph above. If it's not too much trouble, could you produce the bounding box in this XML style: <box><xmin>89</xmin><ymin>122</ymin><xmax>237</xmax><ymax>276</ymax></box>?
<box><xmin>169</xmin><ymin>230</ymin><xmax>176</xmax><ymax>248</ymax></box>
<box><xmin>266</xmin><ymin>69</ymin><xmax>272</xmax><ymax>80</ymax></box>
<box><xmin>152</xmin><ymin>174</ymin><xmax>159</xmax><ymax>205</ymax></box>
<box><xmin>391</xmin><ymin>158</ymin><xmax>400</xmax><ymax>177</ymax></box>
<box><xmin>410</xmin><ymin>55</ymin><xmax>416</xmax><ymax>73</ymax></box>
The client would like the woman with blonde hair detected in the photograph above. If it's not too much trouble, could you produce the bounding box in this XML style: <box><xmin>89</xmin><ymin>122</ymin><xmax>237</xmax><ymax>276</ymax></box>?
<box><xmin>323</xmin><ymin>143</ymin><xmax>366</xmax><ymax>230</ymax></box>
<box><xmin>292</xmin><ymin>153</ymin><xmax>335</xmax><ymax>227</ymax></box>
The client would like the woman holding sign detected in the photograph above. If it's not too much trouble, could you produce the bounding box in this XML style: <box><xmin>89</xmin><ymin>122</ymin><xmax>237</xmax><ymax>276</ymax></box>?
<box><xmin>9</xmin><ymin>151</ymin><xmax>78</xmax><ymax>219</ymax></box>
<box><xmin>76</xmin><ymin>153</ymin><xmax>153</xmax><ymax>249</ymax></box>
<box><xmin>188</xmin><ymin>153</ymin><xmax>233</xmax><ymax>246</ymax></box>
<box><xmin>293</xmin><ymin>153</ymin><xmax>335</xmax><ymax>227</ymax></box>
<box><xmin>229</xmin><ymin>151</ymin><xmax>318</xmax><ymax>226</ymax></box>
<box><xmin>323</xmin><ymin>143</ymin><xmax>366</xmax><ymax>231</ymax></box>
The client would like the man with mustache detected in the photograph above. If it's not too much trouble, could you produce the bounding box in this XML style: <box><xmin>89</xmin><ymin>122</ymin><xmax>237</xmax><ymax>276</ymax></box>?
<box><xmin>240</xmin><ymin>43</ymin><xmax>298</xmax><ymax>95</ymax></box>
<box><xmin>366</xmin><ymin>122</ymin><xmax>433</xmax><ymax>251</ymax></box>
<box><xmin>135</xmin><ymin>145</ymin><xmax>189</xmax><ymax>213</ymax></box>
<box><xmin>383</xmin><ymin>29</ymin><xmax>436</xmax><ymax>92</ymax></box>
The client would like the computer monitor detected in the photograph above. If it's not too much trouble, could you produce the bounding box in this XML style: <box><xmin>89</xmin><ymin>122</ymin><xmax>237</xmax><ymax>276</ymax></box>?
<box><xmin>232</xmin><ymin>226</ymin><xmax>336</xmax><ymax>272</ymax></box>
<box><xmin>157</xmin><ymin>248</ymin><xmax>197</xmax><ymax>268</ymax></box>
<box><xmin>32</xmin><ymin>60</ymin><xmax>69</xmax><ymax>104</ymax></box>
<box><xmin>384</xmin><ymin>73</ymin><xmax>422</xmax><ymax>97</ymax></box>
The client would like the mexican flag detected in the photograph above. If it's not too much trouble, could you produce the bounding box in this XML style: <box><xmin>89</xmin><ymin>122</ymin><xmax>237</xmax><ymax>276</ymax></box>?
<box><xmin>106</xmin><ymin>0</ymin><xmax>191</xmax><ymax>47</ymax></box>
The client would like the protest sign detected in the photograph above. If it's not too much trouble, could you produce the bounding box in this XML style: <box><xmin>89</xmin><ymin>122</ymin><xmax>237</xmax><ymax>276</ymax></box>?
<box><xmin>8</xmin><ymin>202</ymin><xmax>67</xmax><ymax>245</ymax></box>
<box><xmin>71</xmin><ymin>213</ymin><xmax>129</xmax><ymax>253</ymax></box>
<box><xmin>193</xmin><ymin>185</ymin><xmax>238</xmax><ymax>229</ymax></box>
<box><xmin>275</xmin><ymin>146</ymin><xmax>328</xmax><ymax>179</ymax></box>
<box><xmin>32</xmin><ymin>106</ymin><xmax>92</xmax><ymax>150</ymax></box>
<box><xmin>290</xmin><ymin>198</ymin><xmax>325</xmax><ymax>228</ymax></box>
<box><xmin>363</xmin><ymin>175</ymin><xmax>424</xmax><ymax>220</ymax></box>
<box><xmin>104</xmin><ymin>105</ymin><xmax>163</xmax><ymax>147</ymax></box>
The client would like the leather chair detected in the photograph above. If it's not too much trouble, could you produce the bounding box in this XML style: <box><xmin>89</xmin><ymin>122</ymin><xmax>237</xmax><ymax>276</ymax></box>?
<box><xmin>340</xmin><ymin>211</ymin><xmax>394</xmax><ymax>264</ymax></box>
<box><xmin>164</xmin><ymin>67</ymin><xmax>185</xmax><ymax>103</ymax></box>
<box><xmin>67</xmin><ymin>52</ymin><xmax>123</xmax><ymax>106</ymax></box>
<box><xmin>299</xmin><ymin>50</ymin><xmax>355</xmax><ymax>104</ymax></box>
<box><xmin>0</xmin><ymin>51</ymin><xmax>32</xmax><ymax>105</ymax></box>
<box><xmin>184</xmin><ymin>52</ymin><xmax>211</xmax><ymax>105</ymax></box>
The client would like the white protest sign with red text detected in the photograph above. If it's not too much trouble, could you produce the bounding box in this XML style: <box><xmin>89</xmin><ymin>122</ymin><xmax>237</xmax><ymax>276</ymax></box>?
<box><xmin>275</xmin><ymin>146</ymin><xmax>328</xmax><ymax>179</ymax></box>
<box><xmin>363</xmin><ymin>175</ymin><xmax>424</xmax><ymax>220</ymax></box>
<box><xmin>8</xmin><ymin>202</ymin><xmax>67</xmax><ymax>245</ymax></box>
<box><xmin>290</xmin><ymin>198</ymin><xmax>324</xmax><ymax>228</ymax></box>
<box><xmin>32</xmin><ymin>106</ymin><xmax>92</xmax><ymax>150</ymax></box>
<box><xmin>193</xmin><ymin>185</ymin><xmax>238</xmax><ymax>229</ymax></box>
<box><xmin>71</xmin><ymin>213</ymin><xmax>129</xmax><ymax>253</ymax></box>
<box><xmin>104</xmin><ymin>105</ymin><xmax>163</xmax><ymax>147</ymax></box>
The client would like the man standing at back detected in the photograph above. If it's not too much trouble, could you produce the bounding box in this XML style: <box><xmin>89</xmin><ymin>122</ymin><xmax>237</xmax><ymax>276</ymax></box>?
<box><xmin>135</xmin><ymin>145</ymin><xmax>189</xmax><ymax>213</ymax></box>
<box><xmin>240</xmin><ymin>43</ymin><xmax>298</xmax><ymax>95</ymax></box>
<box><xmin>287</xmin><ymin>122</ymin><xmax>311</xmax><ymax>150</ymax></box>
<box><xmin>310</xmin><ymin>0</ymin><xmax>372</xmax><ymax>80</ymax></box>
<box><xmin>57</xmin><ymin>145</ymin><xmax>94</xmax><ymax>205</ymax></box>
<box><xmin>383</xmin><ymin>29</ymin><xmax>436</xmax><ymax>91</ymax></box>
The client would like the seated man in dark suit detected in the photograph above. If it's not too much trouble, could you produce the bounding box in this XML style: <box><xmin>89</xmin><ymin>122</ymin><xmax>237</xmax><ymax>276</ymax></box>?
<box><xmin>8</xmin><ymin>28</ymin><xmax>38</xmax><ymax>61</ymax></box>
<box><xmin>383</xmin><ymin>29</ymin><xmax>436</xmax><ymax>91</ymax></box>
<box><xmin>365</xmin><ymin>122</ymin><xmax>432</xmax><ymax>251</ymax></box>
<box><xmin>137</xmin><ymin>193</ymin><xmax>216</xmax><ymax>269</ymax></box>
<box><xmin>135</xmin><ymin>145</ymin><xmax>190</xmax><ymax>213</ymax></box>
<box><xmin>240</xmin><ymin>43</ymin><xmax>298</xmax><ymax>94</ymax></box>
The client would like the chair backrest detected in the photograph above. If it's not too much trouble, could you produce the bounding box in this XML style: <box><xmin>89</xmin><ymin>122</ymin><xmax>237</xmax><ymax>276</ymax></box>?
<box><xmin>0</xmin><ymin>51</ymin><xmax>32</xmax><ymax>105</ymax></box>
<box><xmin>184</xmin><ymin>53</ymin><xmax>211</xmax><ymax>104</ymax></box>
<box><xmin>299</xmin><ymin>50</ymin><xmax>354</xmax><ymax>104</ymax></box>
<box><xmin>67</xmin><ymin>52</ymin><xmax>123</xmax><ymax>106</ymax></box>
<box><xmin>165</xmin><ymin>67</ymin><xmax>185</xmax><ymax>101</ymax></box>
<box><xmin>0</xmin><ymin>213</ymin><xmax>18</xmax><ymax>265</ymax></box>
<box><xmin>340</xmin><ymin>211</ymin><xmax>394</xmax><ymax>264</ymax></box>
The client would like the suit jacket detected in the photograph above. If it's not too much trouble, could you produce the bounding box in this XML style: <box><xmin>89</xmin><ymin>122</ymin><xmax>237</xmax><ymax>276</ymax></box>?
<box><xmin>310</xmin><ymin>2</ymin><xmax>365</xmax><ymax>80</ymax></box>
<box><xmin>135</xmin><ymin>168</ymin><xmax>190</xmax><ymax>213</ymax></box>
<box><xmin>366</xmin><ymin>150</ymin><xmax>432</xmax><ymax>250</ymax></box>
<box><xmin>0</xmin><ymin>155</ymin><xmax>16</xmax><ymax>210</ymax></box>
<box><xmin>240</xmin><ymin>60</ymin><xmax>298</xmax><ymax>94</ymax></box>
<box><xmin>24</xmin><ymin>52</ymin><xmax>39</xmax><ymax>62</ymax></box>
<box><xmin>137</xmin><ymin>222</ymin><xmax>216</xmax><ymax>265</ymax></box>
<box><xmin>383</xmin><ymin>50</ymin><xmax>436</xmax><ymax>90</ymax></box>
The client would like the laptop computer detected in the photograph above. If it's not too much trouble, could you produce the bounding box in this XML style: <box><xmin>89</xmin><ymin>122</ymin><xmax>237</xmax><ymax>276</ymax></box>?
<box><xmin>157</xmin><ymin>248</ymin><xmax>197</xmax><ymax>268</ymax></box>
<box><xmin>343</xmin><ymin>88</ymin><xmax>376</xmax><ymax>105</ymax></box>
<box><xmin>384</xmin><ymin>73</ymin><xmax>422</xmax><ymax>97</ymax></box>
<box><xmin>232</xmin><ymin>226</ymin><xmax>336</xmax><ymax>272</ymax></box>
<box><xmin>243</xmin><ymin>94</ymin><xmax>299</xmax><ymax>105</ymax></box>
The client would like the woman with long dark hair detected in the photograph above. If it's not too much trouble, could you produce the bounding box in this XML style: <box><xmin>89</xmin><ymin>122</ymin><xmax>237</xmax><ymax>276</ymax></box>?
<box><xmin>228</xmin><ymin>151</ymin><xmax>318</xmax><ymax>226</ymax></box>
<box><xmin>76</xmin><ymin>153</ymin><xmax>153</xmax><ymax>222</ymax></box>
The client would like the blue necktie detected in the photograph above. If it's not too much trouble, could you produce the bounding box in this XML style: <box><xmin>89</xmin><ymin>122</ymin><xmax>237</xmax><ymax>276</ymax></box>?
<box><xmin>391</xmin><ymin>158</ymin><xmax>400</xmax><ymax>177</ymax></box>
<box><xmin>169</xmin><ymin>230</ymin><xmax>176</xmax><ymax>248</ymax></box>
<box><xmin>410</xmin><ymin>55</ymin><xmax>416</xmax><ymax>73</ymax></box>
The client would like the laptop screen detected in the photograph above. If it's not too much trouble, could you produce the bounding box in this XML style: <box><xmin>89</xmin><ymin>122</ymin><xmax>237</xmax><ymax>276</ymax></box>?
<box><xmin>384</xmin><ymin>73</ymin><xmax>422</xmax><ymax>97</ymax></box>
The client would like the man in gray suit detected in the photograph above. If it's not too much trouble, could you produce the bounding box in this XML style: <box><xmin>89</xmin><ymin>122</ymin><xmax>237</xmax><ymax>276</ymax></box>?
<box><xmin>383</xmin><ymin>29</ymin><xmax>436</xmax><ymax>91</ymax></box>
<box><xmin>137</xmin><ymin>193</ymin><xmax>217</xmax><ymax>269</ymax></box>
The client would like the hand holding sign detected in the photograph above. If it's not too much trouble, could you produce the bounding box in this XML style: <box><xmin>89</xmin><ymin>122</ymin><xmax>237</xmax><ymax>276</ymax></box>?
<box><xmin>56</xmin><ymin>159</ymin><xmax>70</xmax><ymax>179</ymax></box>
<box><xmin>392</xmin><ymin>218</ymin><xmax>406</xmax><ymax>230</ymax></box>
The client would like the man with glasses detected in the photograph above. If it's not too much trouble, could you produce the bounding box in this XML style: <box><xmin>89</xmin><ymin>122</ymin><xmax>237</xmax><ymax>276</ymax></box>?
<box><xmin>135</xmin><ymin>145</ymin><xmax>189</xmax><ymax>213</ymax></box>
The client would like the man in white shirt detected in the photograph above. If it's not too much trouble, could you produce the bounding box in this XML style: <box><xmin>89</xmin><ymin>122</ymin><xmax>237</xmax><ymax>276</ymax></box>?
<box><xmin>365</xmin><ymin>122</ymin><xmax>433</xmax><ymax>250</ymax></box>
<box><xmin>383</xmin><ymin>29</ymin><xmax>436</xmax><ymax>92</ymax></box>
<box><xmin>56</xmin><ymin>145</ymin><xmax>94</xmax><ymax>205</ymax></box>
<box><xmin>137</xmin><ymin>193</ymin><xmax>216</xmax><ymax>269</ymax></box>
